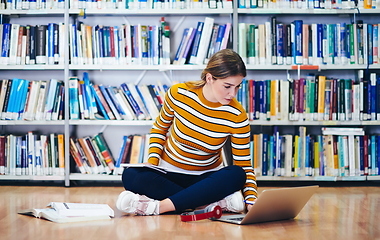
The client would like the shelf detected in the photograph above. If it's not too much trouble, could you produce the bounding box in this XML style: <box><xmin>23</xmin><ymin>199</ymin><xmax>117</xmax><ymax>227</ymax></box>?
<box><xmin>237</xmin><ymin>8</ymin><xmax>380</xmax><ymax>14</ymax></box>
<box><xmin>0</xmin><ymin>174</ymin><xmax>374</xmax><ymax>182</ymax></box>
<box><xmin>245</xmin><ymin>64</ymin><xmax>380</xmax><ymax>70</ymax></box>
<box><xmin>249</xmin><ymin>120</ymin><xmax>380</xmax><ymax>126</ymax></box>
<box><xmin>0</xmin><ymin>65</ymin><xmax>65</xmax><ymax>70</ymax></box>
<box><xmin>0</xmin><ymin>175</ymin><xmax>65</xmax><ymax>181</ymax></box>
<box><xmin>69</xmin><ymin>64</ymin><xmax>380</xmax><ymax>71</ymax></box>
<box><xmin>0</xmin><ymin>9</ymin><xmax>65</xmax><ymax>15</ymax></box>
<box><xmin>69</xmin><ymin>8</ymin><xmax>233</xmax><ymax>15</ymax></box>
<box><xmin>69</xmin><ymin>120</ymin><xmax>154</xmax><ymax>126</ymax></box>
<box><xmin>0</xmin><ymin>120</ymin><xmax>65</xmax><ymax>125</ymax></box>
<box><xmin>69</xmin><ymin>64</ymin><xmax>206</xmax><ymax>71</ymax></box>
<box><xmin>67</xmin><ymin>174</ymin><xmax>371</xmax><ymax>182</ymax></box>
<box><xmin>257</xmin><ymin>176</ymin><xmax>367</xmax><ymax>181</ymax></box>
<box><xmin>69</xmin><ymin>173</ymin><xmax>121</xmax><ymax>181</ymax></box>
<box><xmin>367</xmin><ymin>176</ymin><xmax>380</xmax><ymax>181</ymax></box>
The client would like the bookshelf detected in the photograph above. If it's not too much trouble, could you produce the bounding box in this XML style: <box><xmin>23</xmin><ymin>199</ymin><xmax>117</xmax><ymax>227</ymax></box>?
<box><xmin>1</xmin><ymin>2</ymin><xmax>380</xmax><ymax>186</ymax></box>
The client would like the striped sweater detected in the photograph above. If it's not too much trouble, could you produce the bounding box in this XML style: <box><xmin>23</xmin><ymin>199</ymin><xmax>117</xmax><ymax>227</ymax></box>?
<box><xmin>148</xmin><ymin>83</ymin><xmax>257</xmax><ymax>202</ymax></box>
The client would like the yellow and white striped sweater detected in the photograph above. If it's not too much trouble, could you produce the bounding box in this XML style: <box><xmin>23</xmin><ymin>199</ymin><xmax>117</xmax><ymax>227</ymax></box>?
<box><xmin>148</xmin><ymin>83</ymin><xmax>257</xmax><ymax>202</ymax></box>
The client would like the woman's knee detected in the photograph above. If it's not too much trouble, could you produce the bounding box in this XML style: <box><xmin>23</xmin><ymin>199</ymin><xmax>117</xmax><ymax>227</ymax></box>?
<box><xmin>227</xmin><ymin>165</ymin><xmax>247</xmax><ymax>186</ymax></box>
<box><xmin>122</xmin><ymin>167</ymin><xmax>142</xmax><ymax>191</ymax></box>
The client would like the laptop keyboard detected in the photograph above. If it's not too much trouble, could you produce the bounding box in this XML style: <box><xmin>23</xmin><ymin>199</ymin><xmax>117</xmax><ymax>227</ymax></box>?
<box><xmin>230</xmin><ymin>217</ymin><xmax>244</xmax><ymax>221</ymax></box>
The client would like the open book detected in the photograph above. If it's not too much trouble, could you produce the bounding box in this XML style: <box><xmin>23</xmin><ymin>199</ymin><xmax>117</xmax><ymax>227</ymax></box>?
<box><xmin>18</xmin><ymin>202</ymin><xmax>114</xmax><ymax>223</ymax></box>
<box><xmin>121</xmin><ymin>163</ymin><xmax>168</xmax><ymax>174</ymax></box>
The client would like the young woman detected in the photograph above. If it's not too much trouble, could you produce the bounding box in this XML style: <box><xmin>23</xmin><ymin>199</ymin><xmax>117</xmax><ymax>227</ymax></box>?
<box><xmin>116</xmin><ymin>49</ymin><xmax>258</xmax><ymax>216</ymax></box>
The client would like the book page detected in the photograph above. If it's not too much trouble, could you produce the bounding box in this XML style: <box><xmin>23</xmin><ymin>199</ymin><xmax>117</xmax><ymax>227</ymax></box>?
<box><xmin>48</xmin><ymin>202</ymin><xmax>114</xmax><ymax>217</ymax></box>
<box><xmin>121</xmin><ymin>163</ymin><xmax>168</xmax><ymax>174</ymax></box>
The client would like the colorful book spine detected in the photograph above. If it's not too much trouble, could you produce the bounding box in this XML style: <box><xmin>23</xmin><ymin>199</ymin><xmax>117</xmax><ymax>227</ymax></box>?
<box><xmin>294</xmin><ymin>20</ymin><xmax>303</xmax><ymax>65</ymax></box>
<box><xmin>69</xmin><ymin>78</ymin><xmax>80</xmax><ymax>120</ymax></box>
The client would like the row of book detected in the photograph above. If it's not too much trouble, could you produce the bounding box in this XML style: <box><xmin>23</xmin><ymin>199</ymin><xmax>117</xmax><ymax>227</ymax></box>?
<box><xmin>1</xmin><ymin>0</ymin><xmax>65</xmax><ymax>10</ymax></box>
<box><xmin>0</xmin><ymin>23</ymin><xmax>65</xmax><ymax>66</ymax></box>
<box><xmin>0</xmin><ymin>17</ymin><xmax>229</xmax><ymax>66</ymax></box>
<box><xmin>69</xmin><ymin>19</ymin><xmax>171</xmax><ymax>66</ymax></box>
<box><xmin>69</xmin><ymin>72</ymin><xmax>169</xmax><ymax>120</ymax></box>
<box><xmin>173</xmin><ymin>18</ymin><xmax>231</xmax><ymax>65</ymax></box>
<box><xmin>253</xmin><ymin>127</ymin><xmax>380</xmax><ymax>177</ymax></box>
<box><xmin>0</xmin><ymin>132</ymin><xmax>65</xmax><ymax>176</ymax></box>
<box><xmin>237</xmin><ymin>71</ymin><xmax>380</xmax><ymax>122</ymax></box>
<box><xmin>113</xmin><ymin>134</ymin><xmax>150</xmax><ymax>174</ymax></box>
<box><xmin>69</xmin><ymin>132</ymin><xmax>117</xmax><ymax>175</ymax></box>
<box><xmin>70</xmin><ymin>133</ymin><xmax>150</xmax><ymax>175</ymax></box>
<box><xmin>238</xmin><ymin>18</ymin><xmax>380</xmax><ymax>66</ymax></box>
<box><xmin>70</xmin><ymin>0</ymin><xmax>233</xmax><ymax>9</ymax></box>
<box><xmin>3</xmin><ymin>0</ymin><xmax>378</xmax><ymax>10</ymax></box>
<box><xmin>0</xmin><ymin>78</ymin><xmax>64</xmax><ymax>121</ymax></box>
<box><xmin>1</xmin><ymin>0</ymin><xmax>233</xmax><ymax>10</ymax></box>
<box><xmin>238</xmin><ymin>0</ymin><xmax>379</xmax><ymax>9</ymax></box>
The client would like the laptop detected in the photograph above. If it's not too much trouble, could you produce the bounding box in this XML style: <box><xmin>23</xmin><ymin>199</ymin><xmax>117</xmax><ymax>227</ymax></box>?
<box><xmin>214</xmin><ymin>185</ymin><xmax>319</xmax><ymax>225</ymax></box>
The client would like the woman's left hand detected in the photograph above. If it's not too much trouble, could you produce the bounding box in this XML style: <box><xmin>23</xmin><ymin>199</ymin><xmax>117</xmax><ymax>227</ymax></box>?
<box><xmin>246</xmin><ymin>200</ymin><xmax>256</xmax><ymax>212</ymax></box>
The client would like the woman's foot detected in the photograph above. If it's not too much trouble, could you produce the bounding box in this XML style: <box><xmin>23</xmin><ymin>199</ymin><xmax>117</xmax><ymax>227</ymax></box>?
<box><xmin>116</xmin><ymin>191</ymin><xmax>160</xmax><ymax>216</ymax></box>
<box><xmin>208</xmin><ymin>191</ymin><xmax>245</xmax><ymax>213</ymax></box>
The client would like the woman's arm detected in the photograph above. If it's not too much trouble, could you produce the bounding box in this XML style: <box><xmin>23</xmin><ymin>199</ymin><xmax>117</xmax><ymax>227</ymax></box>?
<box><xmin>230</xmin><ymin>117</ymin><xmax>258</xmax><ymax>204</ymax></box>
<box><xmin>147</xmin><ymin>86</ymin><xmax>175</xmax><ymax>165</ymax></box>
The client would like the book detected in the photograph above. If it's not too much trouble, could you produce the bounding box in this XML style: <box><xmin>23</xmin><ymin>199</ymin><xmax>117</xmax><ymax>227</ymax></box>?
<box><xmin>18</xmin><ymin>202</ymin><xmax>114</xmax><ymax>223</ymax></box>
<box><xmin>69</xmin><ymin>137</ymin><xmax>87</xmax><ymax>174</ymax></box>
<box><xmin>128</xmin><ymin>135</ymin><xmax>143</xmax><ymax>164</ymax></box>
<box><xmin>93</xmin><ymin>132</ymin><xmax>115</xmax><ymax>171</ymax></box>
<box><xmin>114</xmin><ymin>135</ymin><xmax>133</xmax><ymax>175</ymax></box>
<box><xmin>35</xmin><ymin>25</ymin><xmax>47</xmax><ymax>64</ymax></box>
<box><xmin>195</xmin><ymin>17</ymin><xmax>214</xmax><ymax>65</ymax></box>
<box><xmin>68</xmin><ymin>77</ymin><xmax>80</xmax><ymax>120</ymax></box>
<box><xmin>188</xmin><ymin>21</ymin><xmax>204</xmax><ymax>65</ymax></box>
<box><xmin>121</xmin><ymin>163</ymin><xmax>168</xmax><ymax>174</ymax></box>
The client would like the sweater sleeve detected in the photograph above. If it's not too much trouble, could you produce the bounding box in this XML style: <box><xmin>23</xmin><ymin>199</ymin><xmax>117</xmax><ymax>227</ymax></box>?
<box><xmin>147</xmin><ymin>85</ymin><xmax>175</xmax><ymax>165</ymax></box>
<box><xmin>231</xmin><ymin>114</ymin><xmax>258</xmax><ymax>202</ymax></box>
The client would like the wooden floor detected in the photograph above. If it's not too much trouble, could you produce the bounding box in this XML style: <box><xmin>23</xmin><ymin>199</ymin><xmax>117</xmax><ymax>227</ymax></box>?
<box><xmin>1</xmin><ymin>185</ymin><xmax>379</xmax><ymax>240</ymax></box>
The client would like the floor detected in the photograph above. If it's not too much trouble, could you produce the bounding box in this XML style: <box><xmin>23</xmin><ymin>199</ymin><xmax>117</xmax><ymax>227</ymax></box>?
<box><xmin>0</xmin><ymin>184</ymin><xmax>379</xmax><ymax>240</ymax></box>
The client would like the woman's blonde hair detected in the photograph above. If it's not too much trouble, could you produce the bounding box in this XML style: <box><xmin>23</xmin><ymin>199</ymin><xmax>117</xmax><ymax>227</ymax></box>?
<box><xmin>186</xmin><ymin>49</ymin><xmax>246</xmax><ymax>89</ymax></box>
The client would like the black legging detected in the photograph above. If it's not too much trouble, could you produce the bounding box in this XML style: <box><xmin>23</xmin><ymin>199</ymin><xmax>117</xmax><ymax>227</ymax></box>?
<box><xmin>122</xmin><ymin>165</ymin><xmax>246</xmax><ymax>212</ymax></box>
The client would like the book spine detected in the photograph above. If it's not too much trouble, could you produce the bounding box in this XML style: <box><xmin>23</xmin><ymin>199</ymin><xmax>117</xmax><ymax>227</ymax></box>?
<box><xmin>47</xmin><ymin>23</ymin><xmax>55</xmax><ymax>65</ymax></box>
<box><xmin>35</xmin><ymin>25</ymin><xmax>47</xmax><ymax>64</ymax></box>
<box><xmin>173</xmin><ymin>28</ymin><xmax>189</xmax><ymax>65</ymax></box>
<box><xmin>120</xmin><ymin>83</ymin><xmax>145</xmax><ymax>120</ymax></box>
<box><xmin>180</xmin><ymin>28</ymin><xmax>197</xmax><ymax>65</ymax></box>
<box><xmin>195</xmin><ymin>17</ymin><xmax>214</xmax><ymax>65</ymax></box>
<box><xmin>44</xmin><ymin>79</ymin><xmax>59</xmax><ymax>121</ymax></box>
<box><xmin>98</xmin><ymin>85</ymin><xmax>122</xmax><ymax>120</ymax></box>
<box><xmin>93</xmin><ymin>133</ymin><xmax>115</xmax><ymax>171</ymax></box>
<box><xmin>294</xmin><ymin>20</ymin><xmax>303</xmax><ymax>65</ymax></box>
<box><xmin>69</xmin><ymin>78</ymin><xmax>80</xmax><ymax>120</ymax></box>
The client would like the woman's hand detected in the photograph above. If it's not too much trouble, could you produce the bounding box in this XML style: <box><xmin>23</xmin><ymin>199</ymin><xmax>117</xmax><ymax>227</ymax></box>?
<box><xmin>245</xmin><ymin>200</ymin><xmax>256</xmax><ymax>212</ymax></box>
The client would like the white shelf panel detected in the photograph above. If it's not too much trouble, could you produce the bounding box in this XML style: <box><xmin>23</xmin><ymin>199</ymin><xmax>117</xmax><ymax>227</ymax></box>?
<box><xmin>69</xmin><ymin>174</ymin><xmax>121</xmax><ymax>181</ymax></box>
<box><xmin>367</xmin><ymin>176</ymin><xmax>380</xmax><ymax>181</ymax></box>
<box><xmin>257</xmin><ymin>176</ymin><xmax>367</xmax><ymax>181</ymax></box>
<box><xmin>250</xmin><ymin>120</ymin><xmax>380</xmax><ymax>126</ymax></box>
<box><xmin>245</xmin><ymin>64</ymin><xmax>380</xmax><ymax>70</ymax></box>
<box><xmin>69</xmin><ymin>64</ymin><xmax>206</xmax><ymax>71</ymax></box>
<box><xmin>0</xmin><ymin>175</ymin><xmax>65</xmax><ymax>180</ymax></box>
<box><xmin>0</xmin><ymin>9</ymin><xmax>65</xmax><ymax>15</ymax></box>
<box><xmin>0</xmin><ymin>120</ymin><xmax>65</xmax><ymax>125</ymax></box>
<box><xmin>69</xmin><ymin>120</ymin><xmax>154</xmax><ymax>126</ymax></box>
<box><xmin>69</xmin><ymin>8</ymin><xmax>233</xmax><ymax>15</ymax></box>
<box><xmin>238</xmin><ymin>8</ymin><xmax>380</xmax><ymax>14</ymax></box>
<box><xmin>0</xmin><ymin>65</ymin><xmax>65</xmax><ymax>70</ymax></box>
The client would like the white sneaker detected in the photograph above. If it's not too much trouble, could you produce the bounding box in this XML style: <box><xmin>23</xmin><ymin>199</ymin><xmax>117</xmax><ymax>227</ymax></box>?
<box><xmin>116</xmin><ymin>191</ymin><xmax>160</xmax><ymax>216</ymax></box>
<box><xmin>208</xmin><ymin>191</ymin><xmax>245</xmax><ymax>213</ymax></box>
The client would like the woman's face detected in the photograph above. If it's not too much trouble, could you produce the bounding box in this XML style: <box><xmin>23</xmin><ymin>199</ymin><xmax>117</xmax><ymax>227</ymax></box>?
<box><xmin>204</xmin><ymin>73</ymin><xmax>244</xmax><ymax>105</ymax></box>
